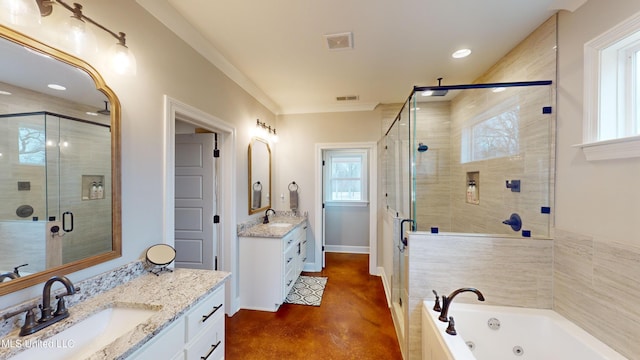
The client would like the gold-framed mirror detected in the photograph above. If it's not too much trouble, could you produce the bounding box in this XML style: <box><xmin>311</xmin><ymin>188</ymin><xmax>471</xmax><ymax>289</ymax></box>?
<box><xmin>0</xmin><ymin>24</ymin><xmax>121</xmax><ymax>295</ymax></box>
<box><xmin>248</xmin><ymin>137</ymin><xmax>271</xmax><ymax>215</ymax></box>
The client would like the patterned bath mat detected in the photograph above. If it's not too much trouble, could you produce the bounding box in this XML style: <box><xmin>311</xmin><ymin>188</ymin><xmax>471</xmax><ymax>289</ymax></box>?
<box><xmin>285</xmin><ymin>276</ymin><xmax>328</xmax><ymax>306</ymax></box>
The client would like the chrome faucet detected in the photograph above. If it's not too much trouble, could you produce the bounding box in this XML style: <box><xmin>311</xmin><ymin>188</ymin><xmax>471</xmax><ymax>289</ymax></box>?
<box><xmin>263</xmin><ymin>208</ymin><xmax>276</xmax><ymax>224</ymax></box>
<box><xmin>439</xmin><ymin>287</ymin><xmax>485</xmax><ymax>322</ymax></box>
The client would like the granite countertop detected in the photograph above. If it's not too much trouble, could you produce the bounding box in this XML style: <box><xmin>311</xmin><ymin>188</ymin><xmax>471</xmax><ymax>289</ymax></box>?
<box><xmin>0</xmin><ymin>268</ymin><xmax>230</xmax><ymax>360</ymax></box>
<box><xmin>237</xmin><ymin>216</ymin><xmax>307</xmax><ymax>238</ymax></box>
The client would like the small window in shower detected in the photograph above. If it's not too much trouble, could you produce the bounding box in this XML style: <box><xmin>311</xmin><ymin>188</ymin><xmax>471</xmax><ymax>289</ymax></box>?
<box><xmin>18</xmin><ymin>126</ymin><xmax>46</xmax><ymax>166</ymax></box>
<box><xmin>461</xmin><ymin>98</ymin><xmax>520</xmax><ymax>163</ymax></box>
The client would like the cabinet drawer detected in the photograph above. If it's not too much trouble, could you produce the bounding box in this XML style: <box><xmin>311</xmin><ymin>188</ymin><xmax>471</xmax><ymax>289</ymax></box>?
<box><xmin>185</xmin><ymin>316</ymin><xmax>225</xmax><ymax>360</ymax></box>
<box><xmin>290</xmin><ymin>224</ymin><xmax>305</xmax><ymax>243</ymax></box>
<box><xmin>283</xmin><ymin>232</ymin><xmax>296</xmax><ymax>251</ymax></box>
<box><xmin>301</xmin><ymin>239</ymin><xmax>308</xmax><ymax>262</ymax></box>
<box><xmin>186</xmin><ymin>287</ymin><xmax>225</xmax><ymax>342</ymax></box>
<box><xmin>127</xmin><ymin>316</ymin><xmax>185</xmax><ymax>360</ymax></box>
<box><xmin>283</xmin><ymin>266</ymin><xmax>297</xmax><ymax>298</ymax></box>
<box><xmin>284</xmin><ymin>243</ymin><xmax>299</xmax><ymax>277</ymax></box>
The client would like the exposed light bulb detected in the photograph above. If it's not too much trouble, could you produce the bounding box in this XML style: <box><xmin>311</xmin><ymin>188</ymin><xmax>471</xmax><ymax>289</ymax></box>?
<box><xmin>108</xmin><ymin>42</ymin><xmax>137</xmax><ymax>75</ymax></box>
<box><xmin>0</xmin><ymin>0</ymin><xmax>41</xmax><ymax>27</ymax></box>
<box><xmin>60</xmin><ymin>15</ymin><xmax>98</xmax><ymax>56</ymax></box>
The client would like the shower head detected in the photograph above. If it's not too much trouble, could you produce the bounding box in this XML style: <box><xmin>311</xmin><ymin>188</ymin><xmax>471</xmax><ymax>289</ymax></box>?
<box><xmin>428</xmin><ymin>89</ymin><xmax>448</xmax><ymax>96</ymax></box>
<box><xmin>422</xmin><ymin>77</ymin><xmax>448</xmax><ymax>97</ymax></box>
<box><xmin>417</xmin><ymin>143</ymin><xmax>429</xmax><ymax>152</ymax></box>
<box><xmin>97</xmin><ymin>101</ymin><xmax>110</xmax><ymax>115</ymax></box>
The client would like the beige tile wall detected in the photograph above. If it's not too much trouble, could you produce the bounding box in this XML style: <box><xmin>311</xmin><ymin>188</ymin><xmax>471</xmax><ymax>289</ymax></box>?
<box><xmin>407</xmin><ymin>232</ymin><xmax>553</xmax><ymax>359</ymax></box>
<box><xmin>412</xmin><ymin>15</ymin><xmax>557</xmax><ymax>238</ymax></box>
<box><xmin>554</xmin><ymin>229</ymin><xmax>640</xmax><ymax>359</ymax></box>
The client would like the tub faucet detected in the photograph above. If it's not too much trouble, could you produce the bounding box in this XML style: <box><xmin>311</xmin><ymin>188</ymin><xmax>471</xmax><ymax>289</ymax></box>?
<box><xmin>0</xmin><ymin>272</ymin><xmax>19</xmax><ymax>282</ymax></box>
<box><xmin>439</xmin><ymin>287</ymin><xmax>485</xmax><ymax>322</ymax></box>
<box><xmin>263</xmin><ymin>208</ymin><xmax>276</xmax><ymax>224</ymax></box>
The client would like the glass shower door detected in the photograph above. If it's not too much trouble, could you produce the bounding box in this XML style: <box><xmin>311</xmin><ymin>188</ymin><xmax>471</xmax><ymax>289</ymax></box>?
<box><xmin>46</xmin><ymin>114</ymin><xmax>112</xmax><ymax>265</ymax></box>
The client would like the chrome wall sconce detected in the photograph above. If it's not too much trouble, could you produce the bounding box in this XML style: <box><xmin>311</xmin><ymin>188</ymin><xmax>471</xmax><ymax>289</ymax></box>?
<box><xmin>0</xmin><ymin>0</ymin><xmax>136</xmax><ymax>75</ymax></box>
<box><xmin>255</xmin><ymin>119</ymin><xmax>278</xmax><ymax>142</ymax></box>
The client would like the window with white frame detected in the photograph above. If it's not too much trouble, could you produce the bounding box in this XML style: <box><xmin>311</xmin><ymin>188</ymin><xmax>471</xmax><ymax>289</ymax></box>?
<box><xmin>324</xmin><ymin>150</ymin><xmax>368</xmax><ymax>203</ymax></box>
<box><xmin>582</xmin><ymin>11</ymin><xmax>640</xmax><ymax>160</ymax></box>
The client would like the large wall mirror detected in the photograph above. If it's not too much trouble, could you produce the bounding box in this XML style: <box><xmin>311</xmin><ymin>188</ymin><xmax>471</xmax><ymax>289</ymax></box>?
<box><xmin>0</xmin><ymin>25</ymin><xmax>121</xmax><ymax>295</ymax></box>
<box><xmin>248</xmin><ymin>137</ymin><xmax>271</xmax><ymax>215</ymax></box>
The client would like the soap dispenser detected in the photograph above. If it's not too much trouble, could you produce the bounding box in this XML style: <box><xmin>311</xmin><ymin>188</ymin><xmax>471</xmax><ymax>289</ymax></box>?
<box><xmin>96</xmin><ymin>182</ymin><xmax>104</xmax><ymax>199</ymax></box>
<box><xmin>466</xmin><ymin>181</ymin><xmax>473</xmax><ymax>203</ymax></box>
<box><xmin>90</xmin><ymin>182</ymin><xmax>98</xmax><ymax>199</ymax></box>
<box><xmin>470</xmin><ymin>180</ymin><xmax>478</xmax><ymax>204</ymax></box>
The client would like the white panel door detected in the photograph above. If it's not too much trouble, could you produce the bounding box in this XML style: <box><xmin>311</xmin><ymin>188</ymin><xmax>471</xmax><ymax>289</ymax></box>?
<box><xmin>175</xmin><ymin>133</ymin><xmax>216</xmax><ymax>269</ymax></box>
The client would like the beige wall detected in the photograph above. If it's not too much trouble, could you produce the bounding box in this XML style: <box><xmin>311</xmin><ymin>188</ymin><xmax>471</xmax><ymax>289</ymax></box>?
<box><xmin>276</xmin><ymin>110</ymin><xmax>382</xmax><ymax>262</ymax></box>
<box><xmin>555</xmin><ymin>0</ymin><xmax>640</xmax><ymax>358</ymax></box>
<box><xmin>0</xmin><ymin>0</ymin><xmax>275</xmax><ymax>307</ymax></box>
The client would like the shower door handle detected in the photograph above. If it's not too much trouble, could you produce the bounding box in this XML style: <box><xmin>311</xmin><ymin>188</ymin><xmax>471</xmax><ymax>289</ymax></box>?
<box><xmin>399</xmin><ymin>219</ymin><xmax>416</xmax><ymax>249</ymax></box>
<box><xmin>62</xmin><ymin>211</ymin><xmax>74</xmax><ymax>232</ymax></box>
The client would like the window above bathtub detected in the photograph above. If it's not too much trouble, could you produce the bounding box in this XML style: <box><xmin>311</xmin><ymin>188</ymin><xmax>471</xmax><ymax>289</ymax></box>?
<box><xmin>579</xmin><ymin>11</ymin><xmax>640</xmax><ymax>161</ymax></box>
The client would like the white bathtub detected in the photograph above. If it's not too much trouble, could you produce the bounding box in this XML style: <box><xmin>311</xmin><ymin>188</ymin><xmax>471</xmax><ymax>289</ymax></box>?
<box><xmin>422</xmin><ymin>301</ymin><xmax>627</xmax><ymax>360</ymax></box>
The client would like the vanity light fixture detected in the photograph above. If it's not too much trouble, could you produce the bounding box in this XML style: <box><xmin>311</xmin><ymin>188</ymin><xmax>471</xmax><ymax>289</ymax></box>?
<box><xmin>255</xmin><ymin>119</ymin><xmax>278</xmax><ymax>143</ymax></box>
<box><xmin>1</xmin><ymin>0</ymin><xmax>136</xmax><ymax>75</ymax></box>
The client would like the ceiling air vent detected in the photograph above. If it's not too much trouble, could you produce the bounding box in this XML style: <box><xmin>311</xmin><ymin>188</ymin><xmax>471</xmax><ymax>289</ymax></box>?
<box><xmin>336</xmin><ymin>95</ymin><xmax>359</xmax><ymax>101</ymax></box>
<box><xmin>325</xmin><ymin>32</ymin><xmax>354</xmax><ymax>50</ymax></box>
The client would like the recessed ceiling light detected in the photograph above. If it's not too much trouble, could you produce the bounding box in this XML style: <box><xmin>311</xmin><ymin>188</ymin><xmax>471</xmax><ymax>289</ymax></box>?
<box><xmin>0</xmin><ymin>90</ymin><xmax>11</xmax><ymax>95</ymax></box>
<box><xmin>492</xmin><ymin>87</ymin><xmax>506</xmax><ymax>93</ymax></box>
<box><xmin>24</xmin><ymin>47</ymin><xmax>51</xmax><ymax>59</ymax></box>
<box><xmin>452</xmin><ymin>48</ymin><xmax>471</xmax><ymax>59</ymax></box>
<box><xmin>48</xmin><ymin>84</ymin><xmax>66</xmax><ymax>91</ymax></box>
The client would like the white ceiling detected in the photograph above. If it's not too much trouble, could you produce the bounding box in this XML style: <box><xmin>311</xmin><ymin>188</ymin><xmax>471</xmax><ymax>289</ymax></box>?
<box><xmin>0</xmin><ymin>36</ymin><xmax>108</xmax><ymax>112</ymax></box>
<box><xmin>138</xmin><ymin>0</ymin><xmax>587</xmax><ymax>115</ymax></box>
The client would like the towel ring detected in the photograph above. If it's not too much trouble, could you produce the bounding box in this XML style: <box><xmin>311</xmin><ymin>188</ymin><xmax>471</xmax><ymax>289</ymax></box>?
<box><xmin>253</xmin><ymin>181</ymin><xmax>262</xmax><ymax>191</ymax></box>
<box><xmin>288</xmin><ymin>181</ymin><xmax>298</xmax><ymax>191</ymax></box>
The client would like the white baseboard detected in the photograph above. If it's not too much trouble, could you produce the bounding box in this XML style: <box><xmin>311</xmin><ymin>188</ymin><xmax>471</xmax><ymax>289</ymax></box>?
<box><xmin>378</xmin><ymin>266</ymin><xmax>392</xmax><ymax>308</ymax></box>
<box><xmin>325</xmin><ymin>245</ymin><xmax>369</xmax><ymax>254</ymax></box>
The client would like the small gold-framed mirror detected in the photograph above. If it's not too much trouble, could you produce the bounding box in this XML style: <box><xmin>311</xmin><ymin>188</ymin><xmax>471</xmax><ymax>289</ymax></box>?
<box><xmin>248</xmin><ymin>137</ymin><xmax>271</xmax><ymax>215</ymax></box>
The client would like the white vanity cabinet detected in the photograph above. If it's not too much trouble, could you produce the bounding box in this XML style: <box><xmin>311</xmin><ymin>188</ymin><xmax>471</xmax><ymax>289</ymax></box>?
<box><xmin>239</xmin><ymin>221</ymin><xmax>307</xmax><ymax>312</ymax></box>
<box><xmin>127</xmin><ymin>285</ymin><xmax>225</xmax><ymax>360</ymax></box>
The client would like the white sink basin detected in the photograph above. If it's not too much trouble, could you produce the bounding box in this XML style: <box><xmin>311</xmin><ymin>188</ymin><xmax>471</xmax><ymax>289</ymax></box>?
<box><xmin>268</xmin><ymin>223</ymin><xmax>291</xmax><ymax>228</ymax></box>
<box><xmin>10</xmin><ymin>305</ymin><xmax>159</xmax><ymax>360</ymax></box>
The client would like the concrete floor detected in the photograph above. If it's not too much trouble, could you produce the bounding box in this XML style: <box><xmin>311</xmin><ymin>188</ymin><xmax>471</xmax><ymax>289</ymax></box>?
<box><xmin>225</xmin><ymin>252</ymin><xmax>402</xmax><ymax>359</ymax></box>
